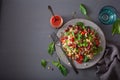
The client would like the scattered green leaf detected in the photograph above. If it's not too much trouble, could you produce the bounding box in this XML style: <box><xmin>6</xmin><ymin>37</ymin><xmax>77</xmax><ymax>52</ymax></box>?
<box><xmin>52</xmin><ymin>61</ymin><xmax>60</xmax><ymax>67</ymax></box>
<box><xmin>80</xmin><ymin>4</ymin><xmax>87</xmax><ymax>16</ymax></box>
<box><xmin>80</xmin><ymin>4</ymin><xmax>90</xmax><ymax>20</ymax></box>
<box><xmin>52</xmin><ymin>61</ymin><xmax>68</xmax><ymax>76</ymax></box>
<box><xmin>58</xmin><ymin>64</ymin><xmax>68</xmax><ymax>76</ymax></box>
<box><xmin>112</xmin><ymin>18</ymin><xmax>120</xmax><ymax>35</ymax></box>
<box><xmin>41</xmin><ymin>59</ymin><xmax>47</xmax><ymax>68</ymax></box>
<box><xmin>48</xmin><ymin>42</ymin><xmax>55</xmax><ymax>55</ymax></box>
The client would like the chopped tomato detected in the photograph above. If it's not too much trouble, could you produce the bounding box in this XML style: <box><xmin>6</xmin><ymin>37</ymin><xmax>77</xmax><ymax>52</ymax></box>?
<box><xmin>87</xmin><ymin>43</ymin><xmax>91</xmax><ymax>50</ymax></box>
<box><xmin>70</xmin><ymin>37</ymin><xmax>74</xmax><ymax>42</ymax></box>
<box><xmin>60</xmin><ymin>37</ymin><xmax>65</xmax><ymax>43</ymax></box>
<box><xmin>95</xmin><ymin>39</ymin><xmax>100</xmax><ymax>46</ymax></box>
<box><xmin>65</xmin><ymin>27</ymin><xmax>69</xmax><ymax>32</ymax></box>
<box><xmin>72</xmin><ymin>43</ymin><xmax>76</xmax><ymax>48</ymax></box>
<box><xmin>81</xmin><ymin>31</ymin><xmax>86</xmax><ymax>35</ymax></box>
<box><xmin>76</xmin><ymin>55</ymin><xmax>83</xmax><ymax>64</ymax></box>
<box><xmin>64</xmin><ymin>36</ymin><xmax>68</xmax><ymax>39</ymax></box>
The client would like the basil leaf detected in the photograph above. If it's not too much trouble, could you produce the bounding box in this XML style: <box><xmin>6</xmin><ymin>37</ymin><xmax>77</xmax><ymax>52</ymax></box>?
<box><xmin>48</xmin><ymin>42</ymin><xmax>55</xmax><ymax>55</ymax></box>
<box><xmin>83</xmin><ymin>55</ymin><xmax>89</xmax><ymax>62</ymax></box>
<box><xmin>76</xmin><ymin>22</ymin><xmax>84</xmax><ymax>26</ymax></box>
<box><xmin>58</xmin><ymin>64</ymin><xmax>68</xmax><ymax>76</ymax></box>
<box><xmin>112</xmin><ymin>19</ymin><xmax>120</xmax><ymax>35</ymax></box>
<box><xmin>93</xmin><ymin>46</ymin><xmax>103</xmax><ymax>55</ymax></box>
<box><xmin>41</xmin><ymin>59</ymin><xmax>47</xmax><ymax>68</ymax></box>
<box><xmin>52</xmin><ymin>61</ymin><xmax>68</xmax><ymax>76</ymax></box>
<box><xmin>80</xmin><ymin>4</ymin><xmax>87</xmax><ymax>16</ymax></box>
<box><xmin>52</xmin><ymin>61</ymin><xmax>60</xmax><ymax>67</ymax></box>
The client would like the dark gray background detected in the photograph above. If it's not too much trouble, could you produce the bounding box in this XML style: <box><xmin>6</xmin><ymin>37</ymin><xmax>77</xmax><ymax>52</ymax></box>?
<box><xmin>0</xmin><ymin>0</ymin><xmax>120</xmax><ymax>80</ymax></box>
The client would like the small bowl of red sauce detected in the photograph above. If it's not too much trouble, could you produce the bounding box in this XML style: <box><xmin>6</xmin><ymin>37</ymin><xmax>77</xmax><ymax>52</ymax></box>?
<box><xmin>50</xmin><ymin>15</ymin><xmax>63</xmax><ymax>28</ymax></box>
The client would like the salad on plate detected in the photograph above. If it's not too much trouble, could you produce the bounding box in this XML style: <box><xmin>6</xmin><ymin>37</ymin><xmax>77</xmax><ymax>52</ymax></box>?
<box><xmin>60</xmin><ymin>22</ymin><xmax>102</xmax><ymax>64</ymax></box>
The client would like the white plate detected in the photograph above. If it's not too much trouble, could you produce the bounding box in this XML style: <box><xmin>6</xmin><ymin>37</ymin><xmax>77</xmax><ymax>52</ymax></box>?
<box><xmin>55</xmin><ymin>19</ymin><xmax>106</xmax><ymax>69</ymax></box>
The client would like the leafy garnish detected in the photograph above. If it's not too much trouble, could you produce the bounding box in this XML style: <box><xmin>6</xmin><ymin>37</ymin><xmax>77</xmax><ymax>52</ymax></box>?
<box><xmin>75</xmin><ymin>22</ymin><xmax>84</xmax><ymax>26</ymax></box>
<box><xmin>41</xmin><ymin>59</ymin><xmax>47</xmax><ymax>68</ymax></box>
<box><xmin>112</xmin><ymin>18</ymin><xmax>120</xmax><ymax>35</ymax></box>
<box><xmin>80</xmin><ymin>4</ymin><xmax>90</xmax><ymax>19</ymax></box>
<box><xmin>93</xmin><ymin>46</ymin><xmax>103</xmax><ymax>55</ymax></box>
<box><xmin>80</xmin><ymin>4</ymin><xmax>87</xmax><ymax>16</ymax></box>
<box><xmin>48</xmin><ymin>42</ymin><xmax>55</xmax><ymax>55</ymax></box>
<box><xmin>52</xmin><ymin>61</ymin><xmax>68</xmax><ymax>76</ymax></box>
<box><xmin>72</xmin><ymin>31</ymin><xmax>75</xmax><ymax>36</ymax></box>
<box><xmin>77</xmin><ymin>34</ymin><xmax>82</xmax><ymax>40</ymax></box>
<box><xmin>83</xmin><ymin>55</ymin><xmax>89</xmax><ymax>62</ymax></box>
<box><xmin>52</xmin><ymin>61</ymin><xmax>60</xmax><ymax>67</ymax></box>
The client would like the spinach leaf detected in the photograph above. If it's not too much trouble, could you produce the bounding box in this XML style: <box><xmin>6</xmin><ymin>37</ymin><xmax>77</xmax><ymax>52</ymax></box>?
<box><xmin>41</xmin><ymin>59</ymin><xmax>47</xmax><ymax>68</ymax></box>
<box><xmin>112</xmin><ymin>18</ymin><xmax>120</xmax><ymax>35</ymax></box>
<box><xmin>48</xmin><ymin>42</ymin><xmax>55</xmax><ymax>55</ymax></box>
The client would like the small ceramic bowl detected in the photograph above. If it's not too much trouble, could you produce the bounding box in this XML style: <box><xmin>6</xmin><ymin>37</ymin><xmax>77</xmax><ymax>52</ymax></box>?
<box><xmin>50</xmin><ymin>15</ymin><xmax>63</xmax><ymax>28</ymax></box>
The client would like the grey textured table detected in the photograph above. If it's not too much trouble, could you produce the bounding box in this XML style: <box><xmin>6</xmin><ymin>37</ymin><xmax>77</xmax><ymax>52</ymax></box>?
<box><xmin>0</xmin><ymin>0</ymin><xmax>120</xmax><ymax>80</ymax></box>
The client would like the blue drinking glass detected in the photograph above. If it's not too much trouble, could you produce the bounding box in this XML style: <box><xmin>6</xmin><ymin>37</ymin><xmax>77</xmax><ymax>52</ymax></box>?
<box><xmin>99</xmin><ymin>6</ymin><xmax>118</xmax><ymax>25</ymax></box>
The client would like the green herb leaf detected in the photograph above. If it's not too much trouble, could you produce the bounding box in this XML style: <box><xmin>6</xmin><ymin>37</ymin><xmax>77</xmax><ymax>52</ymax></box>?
<box><xmin>93</xmin><ymin>46</ymin><xmax>103</xmax><ymax>55</ymax></box>
<box><xmin>112</xmin><ymin>18</ymin><xmax>120</xmax><ymax>35</ymax></box>
<box><xmin>58</xmin><ymin>64</ymin><xmax>68</xmax><ymax>76</ymax></box>
<box><xmin>72</xmin><ymin>31</ymin><xmax>75</xmax><ymax>36</ymax></box>
<box><xmin>41</xmin><ymin>59</ymin><xmax>47</xmax><ymax>68</ymax></box>
<box><xmin>83</xmin><ymin>55</ymin><xmax>89</xmax><ymax>62</ymax></box>
<box><xmin>52</xmin><ymin>61</ymin><xmax>60</xmax><ymax>67</ymax></box>
<box><xmin>52</xmin><ymin>61</ymin><xmax>68</xmax><ymax>76</ymax></box>
<box><xmin>78</xmin><ymin>34</ymin><xmax>82</xmax><ymax>40</ymax></box>
<box><xmin>48</xmin><ymin>42</ymin><xmax>55</xmax><ymax>55</ymax></box>
<box><xmin>75</xmin><ymin>22</ymin><xmax>84</xmax><ymax>26</ymax></box>
<box><xmin>80</xmin><ymin>4</ymin><xmax>87</xmax><ymax>16</ymax></box>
